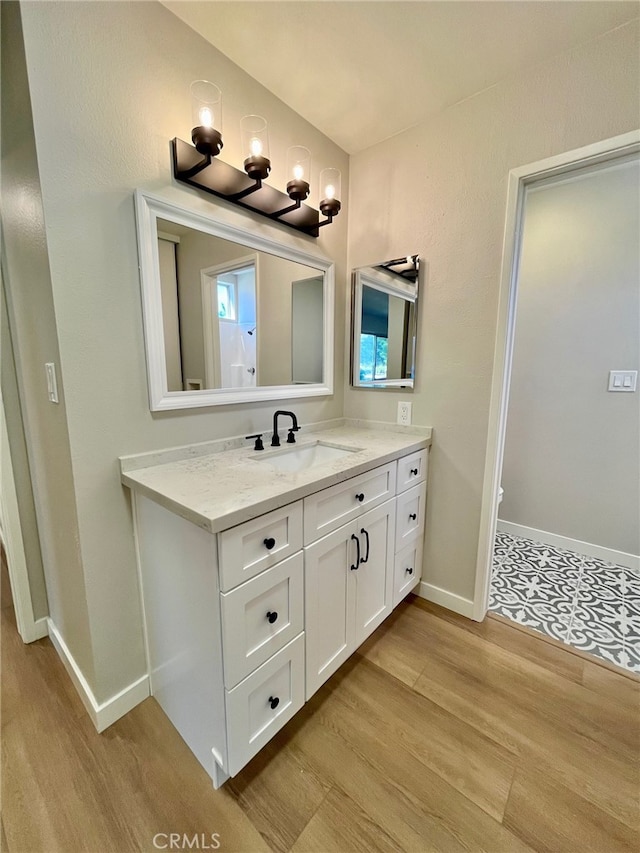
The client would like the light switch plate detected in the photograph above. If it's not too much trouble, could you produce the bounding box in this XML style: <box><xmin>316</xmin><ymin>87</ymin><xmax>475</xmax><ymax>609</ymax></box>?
<box><xmin>45</xmin><ymin>362</ymin><xmax>59</xmax><ymax>403</ymax></box>
<box><xmin>608</xmin><ymin>370</ymin><xmax>637</xmax><ymax>392</ymax></box>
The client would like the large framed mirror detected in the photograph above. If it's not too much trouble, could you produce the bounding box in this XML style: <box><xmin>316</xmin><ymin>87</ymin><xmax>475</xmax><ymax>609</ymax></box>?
<box><xmin>134</xmin><ymin>190</ymin><xmax>334</xmax><ymax>410</ymax></box>
<box><xmin>351</xmin><ymin>256</ymin><xmax>419</xmax><ymax>389</ymax></box>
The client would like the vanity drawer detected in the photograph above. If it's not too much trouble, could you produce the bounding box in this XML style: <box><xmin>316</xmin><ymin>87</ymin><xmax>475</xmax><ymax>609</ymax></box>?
<box><xmin>220</xmin><ymin>552</ymin><xmax>304</xmax><ymax>688</ymax></box>
<box><xmin>395</xmin><ymin>482</ymin><xmax>427</xmax><ymax>550</ymax></box>
<box><xmin>303</xmin><ymin>462</ymin><xmax>396</xmax><ymax>545</ymax></box>
<box><xmin>393</xmin><ymin>536</ymin><xmax>423</xmax><ymax>606</ymax></box>
<box><xmin>225</xmin><ymin>633</ymin><xmax>305</xmax><ymax>777</ymax></box>
<box><xmin>218</xmin><ymin>501</ymin><xmax>303</xmax><ymax>592</ymax></box>
<box><xmin>397</xmin><ymin>449</ymin><xmax>428</xmax><ymax>494</ymax></box>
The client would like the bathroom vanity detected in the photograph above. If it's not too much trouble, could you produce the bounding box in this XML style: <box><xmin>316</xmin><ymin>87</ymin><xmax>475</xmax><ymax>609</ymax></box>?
<box><xmin>121</xmin><ymin>423</ymin><xmax>430</xmax><ymax>786</ymax></box>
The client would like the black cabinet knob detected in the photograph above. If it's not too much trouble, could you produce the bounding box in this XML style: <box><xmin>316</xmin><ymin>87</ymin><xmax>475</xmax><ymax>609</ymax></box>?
<box><xmin>268</xmin><ymin>696</ymin><xmax>280</xmax><ymax>710</ymax></box>
<box><xmin>266</xmin><ymin>611</ymin><xmax>278</xmax><ymax>624</ymax></box>
<box><xmin>264</xmin><ymin>537</ymin><xmax>276</xmax><ymax>550</ymax></box>
<box><xmin>409</xmin><ymin>513</ymin><xmax>417</xmax><ymax>521</ymax></box>
<box><xmin>355</xmin><ymin>492</ymin><xmax>365</xmax><ymax>503</ymax></box>
<box><xmin>406</xmin><ymin>567</ymin><xmax>414</xmax><ymax>575</ymax></box>
<box><xmin>410</xmin><ymin>468</ymin><xmax>418</xmax><ymax>476</ymax></box>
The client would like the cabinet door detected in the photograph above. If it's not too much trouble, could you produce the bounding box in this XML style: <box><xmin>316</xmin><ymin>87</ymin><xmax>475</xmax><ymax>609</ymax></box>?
<box><xmin>304</xmin><ymin>522</ymin><xmax>357</xmax><ymax>699</ymax></box>
<box><xmin>354</xmin><ymin>499</ymin><xmax>396</xmax><ymax>647</ymax></box>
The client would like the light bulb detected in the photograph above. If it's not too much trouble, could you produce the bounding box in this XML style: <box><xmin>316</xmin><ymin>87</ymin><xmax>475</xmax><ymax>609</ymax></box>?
<box><xmin>249</xmin><ymin>137</ymin><xmax>263</xmax><ymax>157</ymax></box>
<box><xmin>198</xmin><ymin>106</ymin><xmax>213</xmax><ymax>128</ymax></box>
<box><xmin>319</xmin><ymin>167</ymin><xmax>341</xmax><ymax>218</ymax></box>
<box><xmin>293</xmin><ymin>164</ymin><xmax>304</xmax><ymax>181</ymax></box>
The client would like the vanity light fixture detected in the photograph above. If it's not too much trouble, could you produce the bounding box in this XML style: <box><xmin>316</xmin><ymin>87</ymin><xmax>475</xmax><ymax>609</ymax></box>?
<box><xmin>172</xmin><ymin>81</ymin><xmax>341</xmax><ymax>237</ymax></box>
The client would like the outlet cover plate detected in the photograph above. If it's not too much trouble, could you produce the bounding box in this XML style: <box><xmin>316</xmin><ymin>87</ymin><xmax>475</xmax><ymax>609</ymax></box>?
<box><xmin>397</xmin><ymin>401</ymin><xmax>412</xmax><ymax>426</ymax></box>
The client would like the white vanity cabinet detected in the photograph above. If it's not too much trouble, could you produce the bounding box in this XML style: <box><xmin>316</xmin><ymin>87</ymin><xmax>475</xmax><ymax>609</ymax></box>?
<box><xmin>129</xmin><ymin>440</ymin><xmax>429</xmax><ymax>788</ymax></box>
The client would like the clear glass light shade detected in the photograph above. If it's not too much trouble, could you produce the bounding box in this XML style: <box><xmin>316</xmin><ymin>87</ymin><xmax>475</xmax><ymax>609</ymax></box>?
<box><xmin>190</xmin><ymin>80</ymin><xmax>222</xmax><ymax>131</ymax></box>
<box><xmin>240</xmin><ymin>115</ymin><xmax>270</xmax><ymax>161</ymax></box>
<box><xmin>320</xmin><ymin>168</ymin><xmax>341</xmax><ymax>202</ymax></box>
<box><xmin>286</xmin><ymin>146</ymin><xmax>311</xmax><ymax>183</ymax></box>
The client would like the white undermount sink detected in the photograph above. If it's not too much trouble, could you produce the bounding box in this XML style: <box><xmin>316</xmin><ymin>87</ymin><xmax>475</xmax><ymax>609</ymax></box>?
<box><xmin>255</xmin><ymin>441</ymin><xmax>360</xmax><ymax>473</ymax></box>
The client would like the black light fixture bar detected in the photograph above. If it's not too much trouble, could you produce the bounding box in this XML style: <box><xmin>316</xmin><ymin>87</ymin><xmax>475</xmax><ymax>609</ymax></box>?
<box><xmin>172</xmin><ymin>138</ymin><xmax>324</xmax><ymax>237</ymax></box>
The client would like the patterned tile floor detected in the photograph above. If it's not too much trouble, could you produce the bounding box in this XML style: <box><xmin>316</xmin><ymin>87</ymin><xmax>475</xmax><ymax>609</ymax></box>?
<box><xmin>489</xmin><ymin>531</ymin><xmax>640</xmax><ymax>675</ymax></box>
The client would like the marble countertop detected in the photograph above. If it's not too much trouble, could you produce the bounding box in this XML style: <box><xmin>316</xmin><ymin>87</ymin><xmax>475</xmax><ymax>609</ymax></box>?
<box><xmin>120</xmin><ymin>422</ymin><xmax>432</xmax><ymax>533</ymax></box>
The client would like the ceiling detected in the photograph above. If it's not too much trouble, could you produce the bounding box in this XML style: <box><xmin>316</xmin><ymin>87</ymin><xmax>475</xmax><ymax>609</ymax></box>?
<box><xmin>162</xmin><ymin>1</ymin><xmax>638</xmax><ymax>154</ymax></box>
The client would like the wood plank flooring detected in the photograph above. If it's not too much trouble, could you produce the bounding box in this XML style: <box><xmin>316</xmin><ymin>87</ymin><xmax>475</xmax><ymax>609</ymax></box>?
<box><xmin>2</xmin><ymin>583</ymin><xmax>638</xmax><ymax>853</ymax></box>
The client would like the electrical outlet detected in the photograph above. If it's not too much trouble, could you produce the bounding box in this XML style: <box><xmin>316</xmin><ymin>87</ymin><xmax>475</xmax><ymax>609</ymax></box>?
<box><xmin>397</xmin><ymin>401</ymin><xmax>412</xmax><ymax>426</ymax></box>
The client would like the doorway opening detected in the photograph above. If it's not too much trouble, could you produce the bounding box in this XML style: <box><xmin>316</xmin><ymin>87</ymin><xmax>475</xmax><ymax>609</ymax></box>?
<box><xmin>475</xmin><ymin>132</ymin><xmax>640</xmax><ymax>675</ymax></box>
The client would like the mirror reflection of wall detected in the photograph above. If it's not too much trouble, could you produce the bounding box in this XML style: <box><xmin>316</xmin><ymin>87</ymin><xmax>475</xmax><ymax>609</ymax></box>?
<box><xmin>292</xmin><ymin>276</ymin><xmax>323</xmax><ymax>384</ymax></box>
<box><xmin>352</xmin><ymin>257</ymin><xmax>419</xmax><ymax>389</ymax></box>
<box><xmin>156</xmin><ymin>219</ymin><xmax>325</xmax><ymax>391</ymax></box>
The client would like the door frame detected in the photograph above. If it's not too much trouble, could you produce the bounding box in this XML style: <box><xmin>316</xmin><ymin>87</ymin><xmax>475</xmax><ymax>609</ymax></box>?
<box><xmin>0</xmin><ymin>389</ymin><xmax>48</xmax><ymax>642</ymax></box>
<box><xmin>201</xmin><ymin>253</ymin><xmax>258</xmax><ymax>389</ymax></box>
<box><xmin>472</xmin><ymin>129</ymin><xmax>640</xmax><ymax>622</ymax></box>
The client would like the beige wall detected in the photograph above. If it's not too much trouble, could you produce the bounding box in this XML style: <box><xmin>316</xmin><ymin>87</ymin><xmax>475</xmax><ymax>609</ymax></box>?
<box><xmin>1</xmin><ymin>1</ymin><xmax>94</xmax><ymax>675</ymax></box>
<box><xmin>16</xmin><ymin>0</ymin><xmax>348</xmax><ymax>702</ymax></box>
<box><xmin>500</xmin><ymin>159</ymin><xmax>640</xmax><ymax>556</ymax></box>
<box><xmin>345</xmin><ymin>19</ymin><xmax>640</xmax><ymax>603</ymax></box>
<box><xmin>174</xmin><ymin>230</ymin><xmax>250</xmax><ymax>387</ymax></box>
<box><xmin>258</xmin><ymin>255</ymin><xmax>323</xmax><ymax>386</ymax></box>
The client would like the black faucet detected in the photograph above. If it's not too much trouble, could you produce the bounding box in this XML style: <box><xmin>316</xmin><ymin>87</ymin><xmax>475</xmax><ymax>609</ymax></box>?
<box><xmin>271</xmin><ymin>410</ymin><xmax>300</xmax><ymax>447</ymax></box>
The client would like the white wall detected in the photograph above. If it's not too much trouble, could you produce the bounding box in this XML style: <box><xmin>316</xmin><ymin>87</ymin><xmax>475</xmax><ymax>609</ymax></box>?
<box><xmin>346</xmin><ymin>19</ymin><xmax>640</xmax><ymax>604</ymax></box>
<box><xmin>500</xmin><ymin>159</ymin><xmax>640</xmax><ymax>556</ymax></box>
<box><xmin>14</xmin><ymin>0</ymin><xmax>348</xmax><ymax>704</ymax></box>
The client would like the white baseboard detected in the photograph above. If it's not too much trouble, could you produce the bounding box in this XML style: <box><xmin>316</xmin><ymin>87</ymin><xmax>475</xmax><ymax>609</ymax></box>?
<box><xmin>417</xmin><ymin>581</ymin><xmax>475</xmax><ymax>619</ymax></box>
<box><xmin>496</xmin><ymin>520</ymin><xmax>640</xmax><ymax>572</ymax></box>
<box><xmin>47</xmin><ymin>618</ymin><xmax>150</xmax><ymax>732</ymax></box>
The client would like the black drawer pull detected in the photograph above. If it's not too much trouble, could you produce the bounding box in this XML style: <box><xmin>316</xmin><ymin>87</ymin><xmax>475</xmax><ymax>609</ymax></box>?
<box><xmin>263</xmin><ymin>537</ymin><xmax>276</xmax><ymax>550</ymax></box>
<box><xmin>406</xmin><ymin>567</ymin><xmax>414</xmax><ymax>575</ymax></box>
<box><xmin>268</xmin><ymin>696</ymin><xmax>280</xmax><ymax>710</ymax></box>
<box><xmin>266</xmin><ymin>611</ymin><xmax>278</xmax><ymax>624</ymax></box>
<box><xmin>409</xmin><ymin>513</ymin><xmax>417</xmax><ymax>521</ymax></box>
<box><xmin>350</xmin><ymin>533</ymin><xmax>360</xmax><ymax>570</ymax></box>
<box><xmin>410</xmin><ymin>467</ymin><xmax>419</xmax><ymax>476</ymax></box>
<box><xmin>360</xmin><ymin>528</ymin><xmax>370</xmax><ymax>564</ymax></box>
<box><xmin>355</xmin><ymin>492</ymin><xmax>365</xmax><ymax>503</ymax></box>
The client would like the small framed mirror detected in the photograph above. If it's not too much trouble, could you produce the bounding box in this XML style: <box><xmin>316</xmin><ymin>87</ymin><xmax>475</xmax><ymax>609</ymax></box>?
<box><xmin>351</xmin><ymin>256</ymin><xmax>419</xmax><ymax>389</ymax></box>
<box><xmin>134</xmin><ymin>190</ymin><xmax>334</xmax><ymax>410</ymax></box>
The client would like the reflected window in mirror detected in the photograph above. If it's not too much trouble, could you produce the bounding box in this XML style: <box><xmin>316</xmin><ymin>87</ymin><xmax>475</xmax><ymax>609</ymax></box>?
<box><xmin>351</xmin><ymin>256</ymin><xmax>419</xmax><ymax>390</ymax></box>
<box><xmin>135</xmin><ymin>190</ymin><xmax>334</xmax><ymax>410</ymax></box>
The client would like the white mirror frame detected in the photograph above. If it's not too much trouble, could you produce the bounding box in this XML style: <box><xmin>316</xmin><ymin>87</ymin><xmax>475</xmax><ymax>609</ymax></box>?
<box><xmin>351</xmin><ymin>268</ymin><xmax>417</xmax><ymax>390</ymax></box>
<box><xmin>134</xmin><ymin>190</ymin><xmax>334</xmax><ymax>411</ymax></box>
